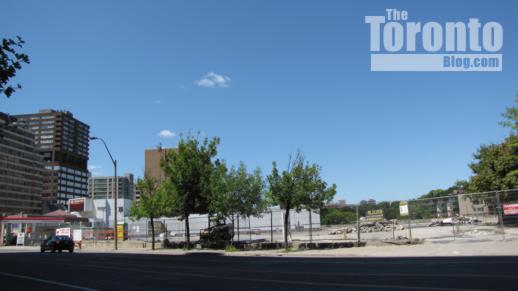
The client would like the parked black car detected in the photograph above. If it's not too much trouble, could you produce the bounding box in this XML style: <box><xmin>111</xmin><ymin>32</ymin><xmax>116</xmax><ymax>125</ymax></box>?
<box><xmin>40</xmin><ymin>236</ymin><xmax>74</xmax><ymax>253</ymax></box>
<box><xmin>2</xmin><ymin>234</ymin><xmax>17</xmax><ymax>246</ymax></box>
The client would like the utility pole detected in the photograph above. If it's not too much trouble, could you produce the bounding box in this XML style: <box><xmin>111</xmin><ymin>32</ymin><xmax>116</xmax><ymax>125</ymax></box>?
<box><xmin>392</xmin><ymin>219</ymin><xmax>395</xmax><ymax>240</ymax></box>
<box><xmin>496</xmin><ymin>192</ymin><xmax>506</xmax><ymax>240</ymax></box>
<box><xmin>407</xmin><ymin>202</ymin><xmax>412</xmax><ymax>241</ymax></box>
<box><xmin>356</xmin><ymin>205</ymin><xmax>360</xmax><ymax>247</ymax></box>
<box><xmin>270</xmin><ymin>210</ymin><xmax>274</xmax><ymax>242</ymax></box>
<box><xmin>90</xmin><ymin>137</ymin><xmax>118</xmax><ymax>250</ymax></box>
<box><xmin>114</xmin><ymin>160</ymin><xmax>118</xmax><ymax>249</ymax></box>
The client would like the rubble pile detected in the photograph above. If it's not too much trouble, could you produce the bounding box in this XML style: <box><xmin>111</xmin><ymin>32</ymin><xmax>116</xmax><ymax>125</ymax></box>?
<box><xmin>382</xmin><ymin>236</ymin><xmax>424</xmax><ymax>245</ymax></box>
<box><xmin>429</xmin><ymin>216</ymin><xmax>483</xmax><ymax>227</ymax></box>
<box><xmin>329</xmin><ymin>221</ymin><xmax>405</xmax><ymax>235</ymax></box>
<box><xmin>359</xmin><ymin>222</ymin><xmax>405</xmax><ymax>233</ymax></box>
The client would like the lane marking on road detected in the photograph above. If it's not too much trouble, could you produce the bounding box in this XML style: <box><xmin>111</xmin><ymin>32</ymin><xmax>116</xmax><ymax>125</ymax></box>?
<box><xmin>56</xmin><ymin>261</ymin><xmax>488</xmax><ymax>291</ymax></box>
<box><xmin>0</xmin><ymin>271</ymin><xmax>98</xmax><ymax>291</ymax></box>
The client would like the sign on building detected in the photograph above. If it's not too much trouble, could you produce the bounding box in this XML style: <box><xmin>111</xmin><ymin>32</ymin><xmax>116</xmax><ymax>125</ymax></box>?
<box><xmin>503</xmin><ymin>204</ymin><xmax>518</xmax><ymax>216</ymax></box>
<box><xmin>69</xmin><ymin>198</ymin><xmax>85</xmax><ymax>212</ymax></box>
<box><xmin>399</xmin><ymin>201</ymin><xmax>409</xmax><ymax>216</ymax></box>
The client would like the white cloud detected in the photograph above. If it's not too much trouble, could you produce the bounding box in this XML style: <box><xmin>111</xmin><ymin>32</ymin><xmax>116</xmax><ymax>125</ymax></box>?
<box><xmin>195</xmin><ymin>72</ymin><xmax>231</xmax><ymax>88</ymax></box>
<box><xmin>154</xmin><ymin>100</ymin><xmax>165</xmax><ymax>105</ymax></box>
<box><xmin>88</xmin><ymin>165</ymin><xmax>101</xmax><ymax>171</ymax></box>
<box><xmin>88</xmin><ymin>165</ymin><xmax>103</xmax><ymax>176</ymax></box>
<box><xmin>158</xmin><ymin>129</ymin><xmax>176</xmax><ymax>138</ymax></box>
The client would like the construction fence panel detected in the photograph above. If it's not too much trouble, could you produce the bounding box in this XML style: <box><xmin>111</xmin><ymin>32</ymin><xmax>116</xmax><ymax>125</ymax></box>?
<box><xmin>320</xmin><ymin>189</ymin><xmax>518</xmax><ymax>244</ymax></box>
<box><xmin>72</xmin><ymin>189</ymin><xmax>518</xmax><ymax>246</ymax></box>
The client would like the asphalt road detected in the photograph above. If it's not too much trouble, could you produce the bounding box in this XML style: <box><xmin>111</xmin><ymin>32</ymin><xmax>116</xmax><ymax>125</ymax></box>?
<box><xmin>0</xmin><ymin>250</ymin><xmax>517</xmax><ymax>291</ymax></box>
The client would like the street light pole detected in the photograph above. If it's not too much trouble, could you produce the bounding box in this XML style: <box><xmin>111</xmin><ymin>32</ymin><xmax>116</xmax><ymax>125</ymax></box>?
<box><xmin>90</xmin><ymin>136</ymin><xmax>118</xmax><ymax>250</ymax></box>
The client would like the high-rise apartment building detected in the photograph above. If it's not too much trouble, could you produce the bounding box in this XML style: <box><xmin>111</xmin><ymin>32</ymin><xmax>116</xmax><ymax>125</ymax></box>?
<box><xmin>15</xmin><ymin>109</ymin><xmax>90</xmax><ymax>207</ymax></box>
<box><xmin>87</xmin><ymin>173</ymin><xmax>135</xmax><ymax>200</ymax></box>
<box><xmin>0</xmin><ymin>113</ymin><xmax>44</xmax><ymax>214</ymax></box>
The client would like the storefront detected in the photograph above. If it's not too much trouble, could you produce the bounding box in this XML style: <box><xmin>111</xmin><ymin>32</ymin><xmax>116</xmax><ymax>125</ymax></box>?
<box><xmin>0</xmin><ymin>212</ymin><xmax>90</xmax><ymax>246</ymax></box>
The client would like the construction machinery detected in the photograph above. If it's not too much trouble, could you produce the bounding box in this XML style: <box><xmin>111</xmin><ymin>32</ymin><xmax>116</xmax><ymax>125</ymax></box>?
<box><xmin>199</xmin><ymin>222</ymin><xmax>234</xmax><ymax>249</ymax></box>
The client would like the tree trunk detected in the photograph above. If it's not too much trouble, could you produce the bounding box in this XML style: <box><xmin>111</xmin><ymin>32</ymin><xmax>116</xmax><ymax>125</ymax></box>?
<box><xmin>284</xmin><ymin>207</ymin><xmax>290</xmax><ymax>249</ymax></box>
<box><xmin>150</xmin><ymin>217</ymin><xmax>155</xmax><ymax>251</ymax></box>
<box><xmin>185</xmin><ymin>215</ymin><xmax>191</xmax><ymax>250</ymax></box>
<box><xmin>237</xmin><ymin>214</ymin><xmax>240</xmax><ymax>241</ymax></box>
<box><xmin>248</xmin><ymin>216</ymin><xmax>252</xmax><ymax>241</ymax></box>
<box><xmin>231</xmin><ymin>214</ymin><xmax>235</xmax><ymax>243</ymax></box>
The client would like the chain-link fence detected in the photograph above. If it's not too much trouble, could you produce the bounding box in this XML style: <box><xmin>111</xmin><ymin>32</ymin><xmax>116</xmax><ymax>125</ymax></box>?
<box><xmin>320</xmin><ymin>189</ymin><xmax>518</xmax><ymax>244</ymax></box>
<box><xmin>81</xmin><ymin>189</ymin><xmax>518</xmax><ymax>246</ymax></box>
<box><xmin>124</xmin><ymin>209</ymin><xmax>320</xmax><ymax>244</ymax></box>
<box><xmin>3</xmin><ymin>190</ymin><xmax>517</xmax><ymax>248</ymax></box>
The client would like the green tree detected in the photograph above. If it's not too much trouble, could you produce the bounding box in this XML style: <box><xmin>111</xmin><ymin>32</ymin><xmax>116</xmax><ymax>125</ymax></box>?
<box><xmin>238</xmin><ymin>166</ymin><xmax>266</xmax><ymax>240</ymax></box>
<box><xmin>464</xmin><ymin>97</ymin><xmax>518</xmax><ymax>203</ymax></box>
<box><xmin>267</xmin><ymin>152</ymin><xmax>319</xmax><ymax>248</ymax></box>
<box><xmin>499</xmin><ymin>95</ymin><xmax>518</xmax><ymax>132</ymax></box>
<box><xmin>210</xmin><ymin>162</ymin><xmax>266</xmax><ymax>241</ymax></box>
<box><xmin>1</xmin><ymin>36</ymin><xmax>30</xmax><ymax>98</ymax></box>
<box><xmin>375</xmin><ymin>201</ymin><xmax>401</xmax><ymax>220</ymax></box>
<box><xmin>469</xmin><ymin>134</ymin><xmax>518</xmax><ymax>192</ymax></box>
<box><xmin>129</xmin><ymin>176</ymin><xmax>171</xmax><ymax>250</ymax></box>
<box><xmin>321</xmin><ymin>208</ymin><xmax>357</xmax><ymax>225</ymax></box>
<box><xmin>298</xmin><ymin>163</ymin><xmax>336</xmax><ymax>243</ymax></box>
<box><xmin>266</xmin><ymin>152</ymin><xmax>306</xmax><ymax>248</ymax></box>
<box><xmin>162</xmin><ymin>135</ymin><xmax>220</xmax><ymax>249</ymax></box>
<box><xmin>209</xmin><ymin>161</ymin><xmax>235</xmax><ymax>222</ymax></box>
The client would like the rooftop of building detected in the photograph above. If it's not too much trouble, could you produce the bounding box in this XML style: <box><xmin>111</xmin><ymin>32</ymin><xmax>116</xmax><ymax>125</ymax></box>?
<box><xmin>13</xmin><ymin>109</ymin><xmax>90</xmax><ymax>128</ymax></box>
<box><xmin>88</xmin><ymin>173</ymin><xmax>134</xmax><ymax>179</ymax></box>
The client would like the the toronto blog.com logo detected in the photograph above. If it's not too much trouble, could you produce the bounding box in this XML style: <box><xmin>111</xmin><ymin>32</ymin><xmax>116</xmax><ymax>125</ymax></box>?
<box><xmin>365</xmin><ymin>9</ymin><xmax>503</xmax><ymax>71</ymax></box>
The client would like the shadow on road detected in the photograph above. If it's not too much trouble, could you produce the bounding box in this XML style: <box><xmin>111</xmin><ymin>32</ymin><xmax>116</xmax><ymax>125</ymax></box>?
<box><xmin>1</xmin><ymin>251</ymin><xmax>517</xmax><ymax>290</ymax></box>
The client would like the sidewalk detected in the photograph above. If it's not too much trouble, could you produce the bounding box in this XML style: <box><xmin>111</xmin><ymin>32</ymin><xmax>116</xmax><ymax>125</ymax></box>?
<box><xmin>2</xmin><ymin>239</ymin><xmax>518</xmax><ymax>257</ymax></box>
<box><xmin>240</xmin><ymin>239</ymin><xmax>518</xmax><ymax>257</ymax></box>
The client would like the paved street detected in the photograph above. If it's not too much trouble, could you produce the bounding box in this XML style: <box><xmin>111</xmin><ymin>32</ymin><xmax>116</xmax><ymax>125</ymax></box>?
<box><xmin>0</xmin><ymin>250</ymin><xmax>517</xmax><ymax>291</ymax></box>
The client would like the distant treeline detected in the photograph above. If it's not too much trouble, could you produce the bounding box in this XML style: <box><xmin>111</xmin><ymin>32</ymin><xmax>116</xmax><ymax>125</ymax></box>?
<box><xmin>322</xmin><ymin>96</ymin><xmax>518</xmax><ymax>225</ymax></box>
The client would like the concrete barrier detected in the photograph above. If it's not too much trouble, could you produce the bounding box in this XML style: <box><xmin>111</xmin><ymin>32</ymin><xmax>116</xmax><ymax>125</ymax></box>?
<box><xmin>82</xmin><ymin>240</ymin><xmax>149</xmax><ymax>250</ymax></box>
<box><xmin>298</xmin><ymin>241</ymin><xmax>366</xmax><ymax>249</ymax></box>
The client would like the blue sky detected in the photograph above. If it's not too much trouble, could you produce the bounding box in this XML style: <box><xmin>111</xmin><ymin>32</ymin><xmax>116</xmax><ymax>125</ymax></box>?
<box><xmin>1</xmin><ymin>0</ymin><xmax>517</xmax><ymax>203</ymax></box>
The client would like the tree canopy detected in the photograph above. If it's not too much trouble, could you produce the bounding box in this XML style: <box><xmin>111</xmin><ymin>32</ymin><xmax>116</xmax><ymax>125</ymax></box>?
<box><xmin>499</xmin><ymin>95</ymin><xmax>518</xmax><ymax>132</ymax></box>
<box><xmin>129</xmin><ymin>176</ymin><xmax>172</xmax><ymax>250</ymax></box>
<box><xmin>298</xmin><ymin>163</ymin><xmax>336</xmax><ymax>212</ymax></box>
<box><xmin>161</xmin><ymin>135</ymin><xmax>220</xmax><ymax>248</ymax></box>
<box><xmin>468</xmin><ymin>135</ymin><xmax>518</xmax><ymax>192</ymax></box>
<box><xmin>267</xmin><ymin>152</ymin><xmax>335</xmax><ymax>247</ymax></box>
<box><xmin>211</xmin><ymin>162</ymin><xmax>266</xmax><ymax>218</ymax></box>
<box><xmin>467</xmin><ymin>97</ymin><xmax>518</xmax><ymax>194</ymax></box>
<box><xmin>1</xmin><ymin>36</ymin><xmax>30</xmax><ymax>98</ymax></box>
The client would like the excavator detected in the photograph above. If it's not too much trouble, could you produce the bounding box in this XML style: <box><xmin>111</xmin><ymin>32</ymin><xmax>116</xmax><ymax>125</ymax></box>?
<box><xmin>199</xmin><ymin>217</ymin><xmax>234</xmax><ymax>249</ymax></box>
